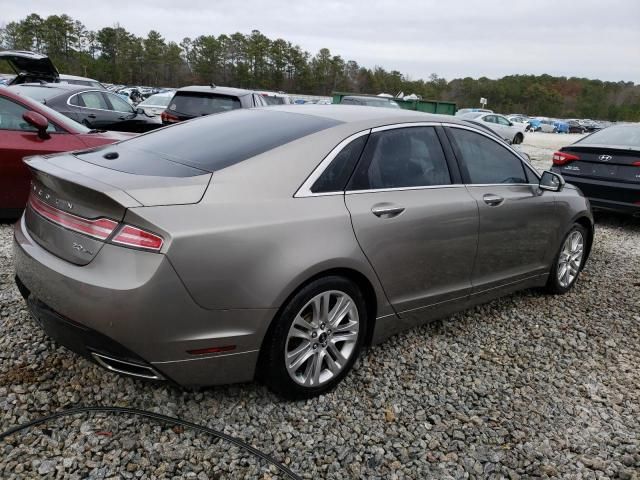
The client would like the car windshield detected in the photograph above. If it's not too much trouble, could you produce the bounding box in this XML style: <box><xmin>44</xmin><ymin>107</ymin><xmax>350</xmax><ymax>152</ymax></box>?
<box><xmin>140</xmin><ymin>94</ymin><xmax>172</xmax><ymax>107</ymax></box>
<box><xmin>168</xmin><ymin>91</ymin><xmax>242</xmax><ymax>116</ymax></box>
<box><xmin>578</xmin><ymin>125</ymin><xmax>640</xmax><ymax>147</ymax></box>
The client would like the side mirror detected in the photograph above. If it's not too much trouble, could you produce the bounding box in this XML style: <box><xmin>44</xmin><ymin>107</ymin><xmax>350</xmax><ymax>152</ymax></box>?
<box><xmin>22</xmin><ymin>111</ymin><xmax>50</xmax><ymax>139</ymax></box>
<box><xmin>539</xmin><ymin>170</ymin><xmax>565</xmax><ymax>192</ymax></box>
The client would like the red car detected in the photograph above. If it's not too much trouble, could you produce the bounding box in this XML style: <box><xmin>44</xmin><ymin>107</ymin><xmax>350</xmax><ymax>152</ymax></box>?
<box><xmin>0</xmin><ymin>88</ymin><xmax>133</xmax><ymax>218</ymax></box>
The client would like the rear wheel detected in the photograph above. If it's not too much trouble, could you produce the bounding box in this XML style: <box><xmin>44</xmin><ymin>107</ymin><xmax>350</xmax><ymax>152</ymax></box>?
<box><xmin>546</xmin><ymin>223</ymin><xmax>587</xmax><ymax>294</ymax></box>
<box><xmin>513</xmin><ymin>133</ymin><xmax>524</xmax><ymax>144</ymax></box>
<box><xmin>259</xmin><ymin>276</ymin><xmax>366</xmax><ymax>399</ymax></box>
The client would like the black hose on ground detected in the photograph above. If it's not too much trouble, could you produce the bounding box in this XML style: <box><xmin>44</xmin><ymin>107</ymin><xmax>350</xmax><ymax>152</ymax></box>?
<box><xmin>0</xmin><ymin>405</ymin><xmax>302</xmax><ymax>480</ymax></box>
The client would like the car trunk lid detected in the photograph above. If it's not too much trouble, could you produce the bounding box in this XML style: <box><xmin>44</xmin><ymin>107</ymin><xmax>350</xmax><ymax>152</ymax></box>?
<box><xmin>24</xmin><ymin>151</ymin><xmax>211</xmax><ymax>265</ymax></box>
<box><xmin>556</xmin><ymin>145</ymin><xmax>640</xmax><ymax>183</ymax></box>
<box><xmin>0</xmin><ymin>50</ymin><xmax>59</xmax><ymax>83</ymax></box>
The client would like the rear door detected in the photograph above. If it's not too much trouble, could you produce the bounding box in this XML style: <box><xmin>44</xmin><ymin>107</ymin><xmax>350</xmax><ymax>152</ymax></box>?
<box><xmin>71</xmin><ymin>91</ymin><xmax>119</xmax><ymax>129</ymax></box>
<box><xmin>345</xmin><ymin>124</ymin><xmax>479</xmax><ymax>320</ymax></box>
<box><xmin>445</xmin><ymin>125</ymin><xmax>558</xmax><ymax>293</ymax></box>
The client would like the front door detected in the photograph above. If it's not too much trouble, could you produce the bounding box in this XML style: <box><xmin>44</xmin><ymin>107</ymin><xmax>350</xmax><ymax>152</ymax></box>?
<box><xmin>345</xmin><ymin>125</ymin><xmax>479</xmax><ymax>319</ymax></box>
<box><xmin>445</xmin><ymin>126</ymin><xmax>559</xmax><ymax>293</ymax></box>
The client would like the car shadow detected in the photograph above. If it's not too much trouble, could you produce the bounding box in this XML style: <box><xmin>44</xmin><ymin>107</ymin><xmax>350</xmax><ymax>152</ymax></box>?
<box><xmin>593</xmin><ymin>210</ymin><xmax>640</xmax><ymax>231</ymax></box>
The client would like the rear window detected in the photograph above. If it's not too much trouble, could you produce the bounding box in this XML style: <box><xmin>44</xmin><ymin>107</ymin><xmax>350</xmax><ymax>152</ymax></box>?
<box><xmin>110</xmin><ymin>109</ymin><xmax>341</xmax><ymax>172</ymax></box>
<box><xmin>168</xmin><ymin>91</ymin><xmax>242</xmax><ymax>116</ymax></box>
<box><xmin>579</xmin><ymin>125</ymin><xmax>640</xmax><ymax>148</ymax></box>
<box><xmin>10</xmin><ymin>85</ymin><xmax>65</xmax><ymax>103</ymax></box>
<box><xmin>262</xmin><ymin>96</ymin><xmax>285</xmax><ymax>105</ymax></box>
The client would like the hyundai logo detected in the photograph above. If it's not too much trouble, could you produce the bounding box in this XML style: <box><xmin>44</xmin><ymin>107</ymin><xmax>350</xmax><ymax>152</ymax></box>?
<box><xmin>599</xmin><ymin>155</ymin><xmax>613</xmax><ymax>162</ymax></box>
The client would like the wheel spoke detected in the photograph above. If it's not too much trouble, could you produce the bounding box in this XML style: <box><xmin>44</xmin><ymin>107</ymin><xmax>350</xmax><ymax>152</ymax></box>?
<box><xmin>328</xmin><ymin>341</ymin><xmax>347</xmax><ymax>363</ymax></box>
<box><xmin>328</xmin><ymin>296</ymin><xmax>351</xmax><ymax>327</ymax></box>
<box><xmin>332</xmin><ymin>331</ymin><xmax>358</xmax><ymax>343</ymax></box>
<box><xmin>293</xmin><ymin>314</ymin><xmax>314</xmax><ymax>332</ymax></box>
<box><xmin>325</xmin><ymin>350</ymin><xmax>342</xmax><ymax>373</ymax></box>
<box><xmin>311</xmin><ymin>350</ymin><xmax>324</xmax><ymax>385</ymax></box>
<box><xmin>287</xmin><ymin>344</ymin><xmax>313</xmax><ymax>371</ymax></box>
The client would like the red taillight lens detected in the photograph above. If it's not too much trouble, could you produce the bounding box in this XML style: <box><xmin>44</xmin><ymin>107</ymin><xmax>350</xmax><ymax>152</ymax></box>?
<box><xmin>111</xmin><ymin>225</ymin><xmax>164</xmax><ymax>251</ymax></box>
<box><xmin>552</xmin><ymin>151</ymin><xmax>580</xmax><ymax>165</ymax></box>
<box><xmin>28</xmin><ymin>194</ymin><xmax>118</xmax><ymax>240</ymax></box>
<box><xmin>161</xmin><ymin>111</ymin><xmax>178</xmax><ymax>123</ymax></box>
<box><xmin>632</xmin><ymin>161</ymin><xmax>640</xmax><ymax>166</ymax></box>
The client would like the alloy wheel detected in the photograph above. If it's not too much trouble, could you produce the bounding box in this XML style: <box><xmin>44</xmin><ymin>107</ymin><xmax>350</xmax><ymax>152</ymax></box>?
<box><xmin>284</xmin><ymin>290</ymin><xmax>359</xmax><ymax>387</ymax></box>
<box><xmin>557</xmin><ymin>230</ymin><xmax>584</xmax><ymax>288</ymax></box>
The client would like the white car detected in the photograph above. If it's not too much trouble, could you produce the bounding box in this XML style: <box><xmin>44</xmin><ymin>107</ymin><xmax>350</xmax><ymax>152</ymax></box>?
<box><xmin>256</xmin><ymin>91</ymin><xmax>293</xmax><ymax>105</ymax></box>
<box><xmin>136</xmin><ymin>91</ymin><xmax>174</xmax><ymax>122</ymax></box>
<box><xmin>538</xmin><ymin>119</ymin><xmax>558</xmax><ymax>133</ymax></box>
<box><xmin>461</xmin><ymin>112</ymin><xmax>526</xmax><ymax>144</ymax></box>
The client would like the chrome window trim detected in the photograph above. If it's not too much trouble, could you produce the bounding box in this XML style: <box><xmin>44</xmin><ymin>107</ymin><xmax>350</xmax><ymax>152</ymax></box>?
<box><xmin>66</xmin><ymin>90</ymin><xmax>135</xmax><ymax>114</ymax></box>
<box><xmin>345</xmin><ymin>184</ymin><xmax>466</xmax><ymax>195</ymax></box>
<box><xmin>371</xmin><ymin>121</ymin><xmax>442</xmax><ymax>132</ymax></box>
<box><xmin>294</xmin><ymin>129</ymin><xmax>371</xmax><ymax>198</ymax></box>
<box><xmin>295</xmin><ymin>121</ymin><xmax>542</xmax><ymax>199</ymax></box>
<box><xmin>442</xmin><ymin>122</ymin><xmax>541</xmax><ymax>182</ymax></box>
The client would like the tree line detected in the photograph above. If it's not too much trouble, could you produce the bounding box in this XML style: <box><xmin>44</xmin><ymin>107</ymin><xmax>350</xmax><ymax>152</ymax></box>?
<box><xmin>1</xmin><ymin>13</ymin><xmax>639</xmax><ymax>121</ymax></box>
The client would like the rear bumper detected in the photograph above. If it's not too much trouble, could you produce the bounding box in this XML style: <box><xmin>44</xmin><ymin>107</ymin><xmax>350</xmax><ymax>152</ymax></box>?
<box><xmin>553</xmin><ymin>171</ymin><xmax>640</xmax><ymax>214</ymax></box>
<box><xmin>13</xmin><ymin>215</ymin><xmax>275</xmax><ymax>387</ymax></box>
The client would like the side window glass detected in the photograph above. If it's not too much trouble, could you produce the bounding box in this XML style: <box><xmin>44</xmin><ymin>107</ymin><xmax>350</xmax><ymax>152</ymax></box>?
<box><xmin>348</xmin><ymin>127</ymin><xmax>451</xmax><ymax>190</ymax></box>
<box><xmin>107</xmin><ymin>93</ymin><xmax>134</xmax><ymax>113</ymax></box>
<box><xmin>69</xmin><ymin>94</ymin><xmax>83</xmax><ymax>106</ymax></box>
<box><xmin>524</xmin><ymin>164</ymin><xmax>539</xmax><ymax>184</ymax></box>
<box><xmin>311</xmin><ymin>135</ymin><xmax>368</xmax><ymax>193</ymax></box>
<box><xmin>448</xmin><ymin>128</ymin><xmax>527</xmax><ymax>184</ymax></box>
<box><xmin>497</xmin><ymin>116</ymin><xmax>510</xmax><ymax>126</ymax></box>
<box><xmin>80</xmin><ymin>91</ymin><xmax>109</xmax><ymax>110</ymax></box>
<box><xmin>0</xmin><ymin>97</ymin><xmax>59</xmax><ymax>133</ymax></box>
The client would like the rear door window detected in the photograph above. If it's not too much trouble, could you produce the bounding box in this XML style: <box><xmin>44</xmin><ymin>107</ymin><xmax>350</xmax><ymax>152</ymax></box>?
<box><xmin>79</xmin><ymin>91</ymin><xmax>109</xmax><ymax>110</ymax></box>
<box><xmin>168</xmin><ymin>92</ymin><xmax>242</xmax><ymax>116</ymax></box>
<box><xmin>348</xmin><ymin>127</ymin><xmax>451</xmax><ymax>190</ymax></box>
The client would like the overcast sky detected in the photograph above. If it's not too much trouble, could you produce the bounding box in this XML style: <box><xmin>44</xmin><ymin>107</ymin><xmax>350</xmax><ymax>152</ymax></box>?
<box><xmin>4</xmin><ymin>0</ymin><xmax>639</xmax><ymax>83</ymax></box>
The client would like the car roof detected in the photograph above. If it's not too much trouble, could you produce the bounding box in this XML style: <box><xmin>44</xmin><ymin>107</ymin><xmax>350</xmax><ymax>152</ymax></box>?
<box><xmin>176</xmin><ymin>85</ymin><xmax>255</xmax><ymax>96</ymax></box>
<box><xmin>10</xmin><ymin>82</ymin><xmax>96</xmax><ymax>92</ymax></box>
<box><xmin>255</xmin><ymin>104</ymin><xmax>469</xmax><ymax>127</ymax></box>
<box><xmin>59</xmin><ymin>74</ymin><xmax>101</xmax><ymax>82</ymax></box>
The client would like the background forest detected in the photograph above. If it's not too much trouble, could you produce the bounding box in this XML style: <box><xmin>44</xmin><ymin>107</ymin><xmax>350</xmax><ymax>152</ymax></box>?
<box><xmin>2</xmin><ymin>14</ymin><xmax>639</xmax><ymax>120</ymax></box>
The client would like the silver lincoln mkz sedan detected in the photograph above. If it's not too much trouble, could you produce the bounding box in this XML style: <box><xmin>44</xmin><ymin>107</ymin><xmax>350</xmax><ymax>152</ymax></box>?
<box><xmin>14</xmin><ymin>106</ymin><xmax>594</xmax><ymax>399</ymax></box>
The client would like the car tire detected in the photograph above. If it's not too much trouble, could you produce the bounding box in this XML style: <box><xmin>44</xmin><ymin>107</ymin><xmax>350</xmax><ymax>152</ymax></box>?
<box><xmin>513</xmin><ymin>133</ymin><xmax>524</xmax><ymax>144</ymax></box>
<box><xmin>545</xmin><ymin>223</ymin><xmax>587</xmax><ymax>295</ymax></box>
<box><xmin>258</xmin><ymin>276</ymin><xmax>367</xmax><ymax>400</ymax></box>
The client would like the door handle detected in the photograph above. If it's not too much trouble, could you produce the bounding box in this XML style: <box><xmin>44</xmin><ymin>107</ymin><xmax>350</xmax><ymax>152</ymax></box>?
<box><xmin>87</xmin><ymin>114</ymin><xmax>97</xmax><ymax>119</ymax></box>
<box><xmin>371</xmin><ymin>205</ymin><xmax>405</xmax><ymax>218</ymax></box>
<box><xmin>483</xmin><ymin>194</ymin><xmax>504</xmax><ymax>206</ymax></box>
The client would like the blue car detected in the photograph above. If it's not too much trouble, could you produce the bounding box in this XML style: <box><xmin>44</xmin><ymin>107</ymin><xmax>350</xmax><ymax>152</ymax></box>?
<box><xmin>528</xmin><ymin>119</ymin><xmax>542</xmax><ymax>131</ymax></box>
<box><xmin>554</xmin><ymin>120</ymin><xmax>569</xmax><ymax>133</ymax></box>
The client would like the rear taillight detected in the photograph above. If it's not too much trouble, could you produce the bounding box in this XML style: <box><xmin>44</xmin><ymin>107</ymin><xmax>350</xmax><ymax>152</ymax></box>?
<box><xmin>552</xmin><ymin>151</ymin><xmax>580</xmax><ymax>165</ymax></box>
<box><xmin>111</xmin><ymin>225</ymin><xmax>164</xmax><ymax>251</ymax></box>
<box><xmin>161</xmin><ymin>111</ymin><xmax>179</xmax><ymax>123</ymax></box>
<box><xmin>632</xmin><ymin>161</ymin><xmax>640</xmax><ymax>167</ymax></box>
<box><xmin>29</xmin><ymin>194</ymin><xmax>118</xmax><ymax>240</ymax></box>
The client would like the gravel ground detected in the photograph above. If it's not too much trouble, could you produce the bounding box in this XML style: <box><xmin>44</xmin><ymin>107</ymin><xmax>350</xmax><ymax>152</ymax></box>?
<box><xmin>1</xmin><ymin>140</ymin><xmax>639</xmax><ymax>478</ymax></box>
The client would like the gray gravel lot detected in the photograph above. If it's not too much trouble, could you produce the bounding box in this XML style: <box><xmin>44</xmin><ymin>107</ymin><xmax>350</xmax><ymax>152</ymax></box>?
<box><xmin>1</xmin><ymin>139</ymin><xmax>639</xmax><ymax>479</ymax></box>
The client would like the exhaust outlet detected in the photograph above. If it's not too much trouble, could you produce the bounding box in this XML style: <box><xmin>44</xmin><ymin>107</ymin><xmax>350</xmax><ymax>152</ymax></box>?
<box><xmin>91</xmin><ymin>352</ymin><xmax>164</xmax><ymax>380</ymax></box>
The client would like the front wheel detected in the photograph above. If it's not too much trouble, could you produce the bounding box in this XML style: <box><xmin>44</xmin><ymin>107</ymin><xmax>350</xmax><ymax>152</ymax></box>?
<box><xmin>546</xmin><ymin>223</ymin><xmax>587</xmax><ymax>294</ymax></box>
<box><xmin>513</xmin><ymin>133</ymin><xmax>524</xmax><ymax>144</ymax></box>
<box><xmin>258</xmin><ymin>276</ymin><xmax>367</xmax><ymax>399</ymax></box>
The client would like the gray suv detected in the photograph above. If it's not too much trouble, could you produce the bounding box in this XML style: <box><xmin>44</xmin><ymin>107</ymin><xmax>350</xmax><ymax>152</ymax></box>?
<box><xmin>14</xmin><ymin>105</ymin><xmax>593</xmax><ymax>399</ymax></box>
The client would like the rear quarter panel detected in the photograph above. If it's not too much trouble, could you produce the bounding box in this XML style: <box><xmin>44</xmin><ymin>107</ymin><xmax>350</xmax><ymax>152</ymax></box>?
<box><xmin>127</xmin><ymin>123</ymin><xmax>393</xmax><ymax>316</ymax></box>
